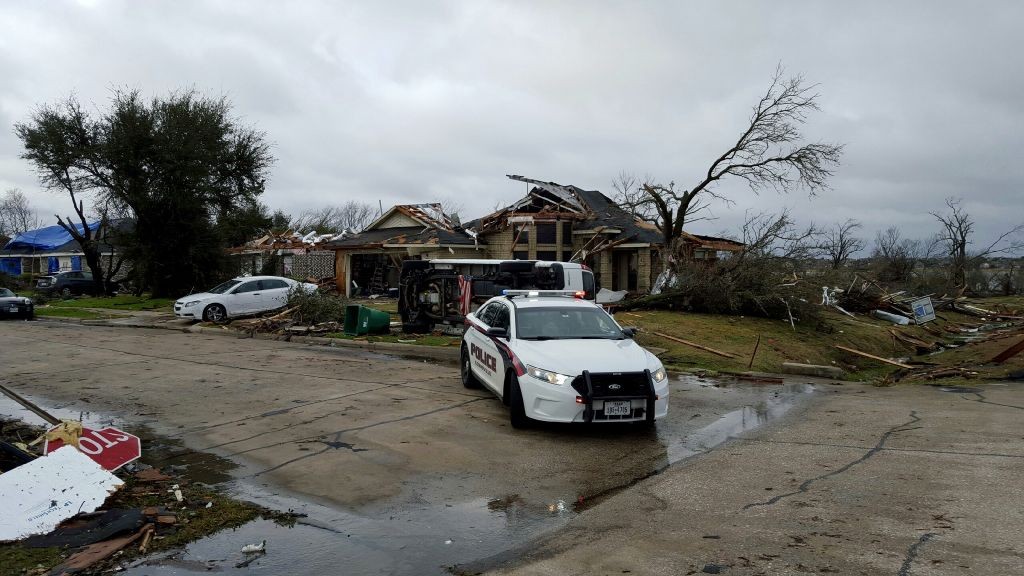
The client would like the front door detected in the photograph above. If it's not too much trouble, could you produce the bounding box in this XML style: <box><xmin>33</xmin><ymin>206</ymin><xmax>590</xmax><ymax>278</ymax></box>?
<box><xmin>228</xmin><ymin>280</ymin><xmax>263</xmax><ymax>314</ymax></box>
<box><xmin>466</xmin><ymin>303</ymin><xmax>504</xmax><ymax>394</ymax></box>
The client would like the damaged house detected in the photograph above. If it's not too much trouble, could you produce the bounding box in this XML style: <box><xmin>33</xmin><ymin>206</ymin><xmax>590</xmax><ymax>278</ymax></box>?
<box><xmin>324</xmin><ymin>203</ymin><xmax>484</xmax><ymax>296</ymax></box>
<box><xmin>469</xmin><ymin>176</ymin><xmax>744</xmax><ymax>293</ymax></box>
<box><xmin>226</xmin><ymin>231</ymin><xmax>339</xmax><ymax>280</ymax></box>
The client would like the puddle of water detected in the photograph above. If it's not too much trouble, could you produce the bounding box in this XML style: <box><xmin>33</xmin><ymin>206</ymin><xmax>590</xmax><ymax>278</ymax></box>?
<box><xmin>936</xmin><ymin>386</ymin><xmax>980</xmax><ymax>393</ymax></box>
<box><xmin>663</xmin><ymin>382</ymin><xmax>813</xmax><ymax>463</ymax></box>
<box><xmin>4</xmin><ymin>376</ymin><xmax>814</xmax><ymax>576</ymax></box>
<box><xmin>0</xmin><ymin>393</ymin><xmax>114</xmax><ymax>429</ymax></box>
<box><xmin>0</xmin><ymin>394</ymin><xmax>237</xmax><ymax>484</ymax></box>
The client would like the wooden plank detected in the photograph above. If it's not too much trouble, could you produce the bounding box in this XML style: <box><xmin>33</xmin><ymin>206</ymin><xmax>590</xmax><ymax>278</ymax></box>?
<box><xmin>834</xmin><ymin>345</ymin><xmax>914</xmax><ymax>369</ymax></box>
<box><xmin>991</xmin><ymin>336</ymin><xmax>1024</xmax><ymax>364</ymax></box>
<box><xmin>0</xmin><ymin>384</ymin><xmax>60</xmax><ymax>425</ymax></box>
<box><xmin>652</xmin><ymin>332</ymin><xmax>738</xmax><ymax>359</ymax></box>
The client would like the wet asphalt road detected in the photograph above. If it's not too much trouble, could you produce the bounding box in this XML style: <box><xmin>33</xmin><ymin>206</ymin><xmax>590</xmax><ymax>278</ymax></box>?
<box><xmin>0</xmin><ymin>320</ymin><xmax>819</xmax><ymax>574</ymax></box>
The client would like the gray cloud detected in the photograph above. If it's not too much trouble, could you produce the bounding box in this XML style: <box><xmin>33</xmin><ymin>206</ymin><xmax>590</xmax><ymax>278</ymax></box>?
<box><xmin>1</xmin><ymin>0</ymin><xmax>1021</xmax><ymax>251</ymax></box>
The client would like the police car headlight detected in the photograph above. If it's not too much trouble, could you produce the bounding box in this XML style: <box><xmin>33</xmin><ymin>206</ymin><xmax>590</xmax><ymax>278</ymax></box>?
<box><xmin>652</xmin><ymin>367</ymin><xmax>667</xmax><ymax>383</ymax></box>
<box><xmin>526</xmin><ymin>365</ymin><xmax>571</xmax><ymax>386</ymax></box>
<box><xmin>184</xmin><ymin>300</ymin><xmax>201</xmax><ymax>307</ymax></box>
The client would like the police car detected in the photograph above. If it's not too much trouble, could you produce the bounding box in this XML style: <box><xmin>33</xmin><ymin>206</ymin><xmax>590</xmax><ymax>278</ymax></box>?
<box><xmin>461</xmin><ymin>290</ymin><xmax>669</xmax><ymax>428</ymax></box>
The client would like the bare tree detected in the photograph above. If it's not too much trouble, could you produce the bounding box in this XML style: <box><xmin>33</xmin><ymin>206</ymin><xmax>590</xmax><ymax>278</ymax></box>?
<box><xmin>0</xmin><ymin>188</ymin><xmax>43</xmax><ymax>238</ymax></box>
<box><xmin>734</xmin><ymin>209</ymin><xmax>819</xmax><ymax>263</ymax></box>
<box><xmin>873</xmin><ymin>226</ymin><xmax>923</xmax><ymax>283</ymax></box>
<box><xmin>818</xmin><ymin>219</ymin><xmax>864</xmax><ymax>269</ymax></box>
<box><xmin>291</xmin><ymin>201</ymin><xmax>376</xmax><ymax>233</ymax></box>
<box><xmin>615</xmin><ymin>65</ymin><xmax>843</xmax><ymax>272</ymax></box>
<box><xmin>931</xmin><ymin>197</ymin><xmax>1024</xmax><ymax>288</ymax></box>
<box><xmin>433</xmin><ymin>196</ymin><xmax>464</xmax><ymax>223</ymax></box>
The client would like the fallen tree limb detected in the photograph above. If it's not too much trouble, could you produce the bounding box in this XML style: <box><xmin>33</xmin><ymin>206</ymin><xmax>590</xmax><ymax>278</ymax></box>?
<box><xmin>652</xmin><ymin>332</ymin><xmax>739</xmax><ymax>359</ymax></box>
<box><xmin>834</xmin><ymin>345</ymin><xmax>914</xmax><ymax>369</ymax></box>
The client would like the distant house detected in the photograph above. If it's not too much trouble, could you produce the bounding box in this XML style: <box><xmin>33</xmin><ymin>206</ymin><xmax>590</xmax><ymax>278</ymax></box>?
<box><xmin>469</xmin><ymin>176</ymin><xmax>744</xmax><ymax>293</ymax></box>
<box><xmin>323</xmin><ymin>203</ymin><xmax>484</xmax><ymax>296</ymax></box>
<box><xmin>0</xmin><ymin>222</ymin><xmax>108</xmax><ymax>278</ymax></box>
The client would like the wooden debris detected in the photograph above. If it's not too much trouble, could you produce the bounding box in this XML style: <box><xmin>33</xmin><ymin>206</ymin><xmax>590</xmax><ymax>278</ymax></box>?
<box><xmin>834</xmin><ymin>345</ymin><xmax>914</xmax><ymax>369</ymax></box>
<box><xmin>991</xmin><ymin>336</ymin><xmax>1024</xmax><ymax>364</ymax></box>
<box><xmin>134</xmin><ymin>468</ymin><xmax>172</xmax><ymax>482</ymax></box>
<box><xmin>888</xmin><ymin>329</ymin><xmax>940</xmax><ymax>353</ymax></box>
<box><xmin>747</xmin><ymin>335</ymin><xmax>761</xmax><ymax>370</ymax></box>
<box><xmin>0</xmin><ymin>384</ymin><xmax>61</xmax><ymax>425</ymax></box>
<box><xmin>138</xmin><ymin>524</ymin><xmax>155</xmax><ymax>553</ymax></box>
<box><xmin>653</xmin><ymin>332</ymin><xmax>738</xmax><ymax>359</ymax></box>
<box><xmin>48</xmin><ymin>528</ymin><xmax>147</xmax><ymax>576</ymax></box>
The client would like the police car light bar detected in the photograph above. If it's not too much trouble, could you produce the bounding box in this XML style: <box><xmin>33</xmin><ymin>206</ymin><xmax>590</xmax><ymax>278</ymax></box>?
<box><xmin>502</xmin><ymin>289</ymin><xmax>586</xmax><ymax>298</ymax></box>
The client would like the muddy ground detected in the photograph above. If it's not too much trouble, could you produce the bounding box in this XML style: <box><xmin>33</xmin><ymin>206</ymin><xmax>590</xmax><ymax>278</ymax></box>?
<box><xmin>2</xmin><ymin>320</ymin><xmax>1022</xmax><ymax>574</ymax></box>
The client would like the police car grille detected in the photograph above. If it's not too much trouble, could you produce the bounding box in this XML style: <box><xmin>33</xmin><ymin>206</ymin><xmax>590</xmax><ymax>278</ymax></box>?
<box><xmin>572</xmin><ymin>371</ymin><xmax>650</xmax><ymax>397</ymax></box>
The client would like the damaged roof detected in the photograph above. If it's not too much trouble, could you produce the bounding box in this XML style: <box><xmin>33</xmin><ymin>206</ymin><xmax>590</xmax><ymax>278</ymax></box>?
<box><xmin>366</xmin><ymin>203</ymin><xmax>457</xmax><ymax>232</ymax></box>
<box><xmin>324</xmin><ymin>226</ymin><xmax>482</xmax><ymax>249</ymax></box>
<box><xmin>475</xmin><ymin>176</ymin><xmax>662</xmax><ymax>245</ymax></box>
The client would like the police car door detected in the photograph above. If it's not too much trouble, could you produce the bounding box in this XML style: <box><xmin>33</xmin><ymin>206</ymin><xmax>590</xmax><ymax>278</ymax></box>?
<box><xmin>467</xmin><ymin>302</ymin><xmax>503</xmax><ymax>393</ymax></box>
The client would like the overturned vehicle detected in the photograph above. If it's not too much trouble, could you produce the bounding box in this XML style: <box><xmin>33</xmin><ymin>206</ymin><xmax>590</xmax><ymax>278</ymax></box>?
<box><xmin>398</xmin><ymin>259</ymin><xmax>595</xmax><ymax>333</ymax></box>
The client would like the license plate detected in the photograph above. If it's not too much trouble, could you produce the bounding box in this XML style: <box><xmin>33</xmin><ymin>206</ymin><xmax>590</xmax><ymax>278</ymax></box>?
<box><xmin>604</xmin><ymin>401</ymin><xmax>631</xmax><ymax>416</ymax></box>
<box><xmin>8</xmin><ymin>305</ymin><xmax>18</xmax><ymax>313</ymax></box>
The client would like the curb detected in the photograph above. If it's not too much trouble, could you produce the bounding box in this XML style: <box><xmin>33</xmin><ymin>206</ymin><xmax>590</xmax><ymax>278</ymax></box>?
<box><xmin>37</xmin><ymin>316</ymin><xmax>461</xmax><ymax>363</ymax></box>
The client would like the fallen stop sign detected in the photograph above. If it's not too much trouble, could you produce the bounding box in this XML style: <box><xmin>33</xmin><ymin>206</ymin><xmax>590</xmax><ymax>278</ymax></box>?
<box><xmin>44</xmin><ymin>426</ymin><xmax>142</xmax><ymax>471</ymax></box>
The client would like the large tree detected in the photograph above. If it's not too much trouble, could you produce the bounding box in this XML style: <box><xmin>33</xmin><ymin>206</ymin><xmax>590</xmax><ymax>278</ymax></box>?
<box><xmin>615</xmin><ymin>66</ymin><xmax>843</xmax><ymax>275</ymax></box>
<box><xmin>16</xmin><ymin>89</ymin><xmax>274</xmax><ymax>296</ymax></box>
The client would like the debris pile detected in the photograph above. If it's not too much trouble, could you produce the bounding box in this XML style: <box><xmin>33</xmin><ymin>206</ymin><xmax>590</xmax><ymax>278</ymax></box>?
<box><xmin>0</xmin><ymin>388</ymin><xmax>269</xmax><ymax>575</ymax></box>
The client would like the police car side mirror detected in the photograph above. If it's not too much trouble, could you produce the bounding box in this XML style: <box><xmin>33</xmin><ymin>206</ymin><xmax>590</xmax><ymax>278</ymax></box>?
<box><xmin>621</xmin><ymin>327</ymin><xmax>637</xmax><ymax>338</ymax></box>
<box><xmin>486</xmin><ymin>326</ymin><xmax>507</xmax><ymax>338</ymax></box>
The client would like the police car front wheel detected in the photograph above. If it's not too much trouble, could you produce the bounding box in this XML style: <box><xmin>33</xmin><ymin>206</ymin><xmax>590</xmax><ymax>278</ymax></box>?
<box><xmin>508</xmin><ymin>375</ymin><xmax>531</xmax><ymax>429</ymax></box>
<box><xmin>460</xmin><ymin>345</ymin><xmax>481</xmax><ymax>389</ymax></box>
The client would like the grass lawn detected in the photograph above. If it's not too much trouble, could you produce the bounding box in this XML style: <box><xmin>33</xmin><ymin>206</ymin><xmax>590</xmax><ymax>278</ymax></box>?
<box><xmin>45</xmin><ymin>294</ymin><xmax>174</xmax><ymax>311</ymax></box>
<box><xmin>34</xmin><ymin>307</ymin><xmax>111</xmax><ymax>319</ymax></box>
<box><xmin>620</xmin><ymin>295</ymin><xmax>1024</xmax><ymax>381</ymax></box>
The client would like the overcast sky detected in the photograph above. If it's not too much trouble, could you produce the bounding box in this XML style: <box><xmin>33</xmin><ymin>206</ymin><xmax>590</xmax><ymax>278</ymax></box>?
<box><xmin>1</xmin><ymin>1</ymin><xmax>1021</xmax><ymax>250</ymax></box>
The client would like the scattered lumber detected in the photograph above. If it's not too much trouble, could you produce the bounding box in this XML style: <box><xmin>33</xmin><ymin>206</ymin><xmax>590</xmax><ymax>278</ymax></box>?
<box><xmin>889</xmin><ymin>329</ymin><xmax>940</xmax><ymax>353</ymax></box>
<box><xmin>834</xmin><ymin>345</ymin><xmax>914</xmax><ymax>369</ymax></box>
<box><xmin>652</xmin><ymin>332</ymin><xmax>738</xmax><ymax>359</ymax></box>
<box><xmin>991</xmin><ymin>336</ymin><xmax>1024</xmax><ymax>364</ymax></box>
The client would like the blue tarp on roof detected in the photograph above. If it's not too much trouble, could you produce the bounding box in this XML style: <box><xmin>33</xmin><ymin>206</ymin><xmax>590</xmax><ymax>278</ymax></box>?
<box><xmin>2</xmin><ymin>222</ymin><xmax>99</xmax><ymax>251</ymax></box>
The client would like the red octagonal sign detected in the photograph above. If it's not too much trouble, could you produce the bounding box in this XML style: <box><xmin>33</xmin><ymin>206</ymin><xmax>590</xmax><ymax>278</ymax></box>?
<box><xmin>44</xmin><ymin>426</ymin><xmax>142</xmax><ymax>471</ymax></box>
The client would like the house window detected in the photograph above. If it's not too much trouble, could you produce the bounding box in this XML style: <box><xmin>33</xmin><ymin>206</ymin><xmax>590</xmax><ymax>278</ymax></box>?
<box><xmin>513</xmin><ymin>225</ymin><xmax>530</xmax><ymax>244</ymax></box>
<box><xmin>513</xmin><ymin>251</ymin><xmax>529</xmax><ymax>260</ymax></box>
<box><xmin>536</xmin><ymin>251</ymin><xmax>557</xmax><ymax>262</ymax></box>
<box><xmin>535</xmin><ymin>223</ymin><xmax>556</xmax><ymax>244</ymax></box>
<box><xmin>562</xmin><ymin>222</ymin><xmax>573</xmax><ymax>246</ymax></box>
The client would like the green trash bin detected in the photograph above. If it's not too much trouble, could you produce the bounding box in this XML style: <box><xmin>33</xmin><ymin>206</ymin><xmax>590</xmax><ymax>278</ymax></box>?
<box><xmin>344</xmin><ymin>304</ymin><xmax>391</xmax><ymax>336</ymax></box>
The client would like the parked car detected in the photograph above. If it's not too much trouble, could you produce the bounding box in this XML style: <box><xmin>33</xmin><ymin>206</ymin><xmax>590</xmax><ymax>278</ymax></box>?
<box><xmin>0</xmin><ymin>288</ymin><xmax>34</xmax><ymax>320</ymax></box>
<box><xmin>461</xmin><ymin>289</ymin><xmax>669</xmax><ymax>428</ymax></box>
<box><xmin>36</xmin><ymin>271</ymin><xmax>100</xmax><ymax>298</ymax></box>
<box><xmin>173</xmin><ymin>276</ymin><xmax>318</xmax><ymax>323</ymax></box>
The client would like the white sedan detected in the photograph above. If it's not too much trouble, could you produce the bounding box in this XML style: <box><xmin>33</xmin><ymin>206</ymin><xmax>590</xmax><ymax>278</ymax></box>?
<box><xmin>173</xmin><ymin>276</ymin><xmax>318</xmax><ymax>323</ymax></box>
<box><xmin>461</xmin><ymin>290</ymin><xmax>669</xmax><ymax>428</ymax></box>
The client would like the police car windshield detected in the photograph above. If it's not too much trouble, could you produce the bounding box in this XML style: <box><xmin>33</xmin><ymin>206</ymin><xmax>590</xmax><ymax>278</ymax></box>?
<box><xmin>516</xmin><ymin>307</ymin><xmax>624</xmax><ymax>340</ymax></box>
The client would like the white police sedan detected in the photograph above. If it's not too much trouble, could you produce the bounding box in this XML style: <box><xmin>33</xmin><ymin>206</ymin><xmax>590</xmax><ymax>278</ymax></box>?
<box><xmin>174</xmin><ymin>276</ymin><xmax>318</xmax><ymax>323</ymax></box>
<box><xmin>461</xmin><ymin>290</ymin><xmax>669</xmax><ymax>428</ymax></box>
